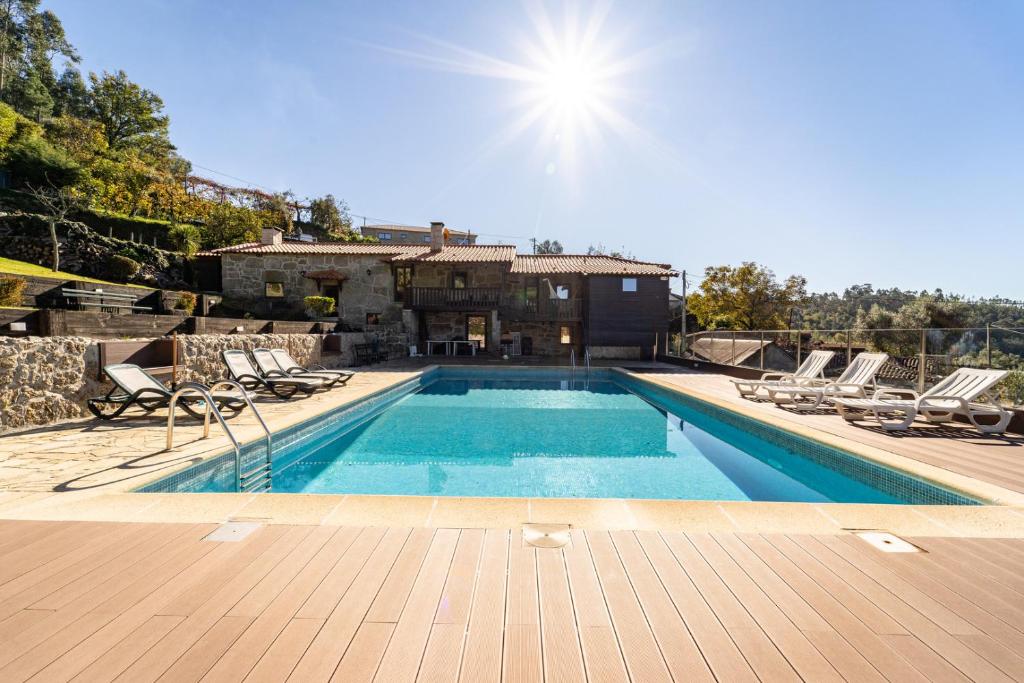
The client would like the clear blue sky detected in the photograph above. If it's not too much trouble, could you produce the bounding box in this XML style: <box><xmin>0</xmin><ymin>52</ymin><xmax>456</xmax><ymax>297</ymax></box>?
<box><xmin>49</xmin><ymin>1</ymin><xmax>1024</xmax><ymax>297</ymax></box>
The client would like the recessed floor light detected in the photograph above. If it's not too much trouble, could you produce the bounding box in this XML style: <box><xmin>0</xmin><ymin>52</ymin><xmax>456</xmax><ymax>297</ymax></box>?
<box><xmin>523</xmin><ymin>523</ymin><xmax>571</xmax><ymax>548</ymax></box>
<box><xmin>855</xmin><ymin>531</ymin><xmax>921</xmax><ymax>553</ymax></box>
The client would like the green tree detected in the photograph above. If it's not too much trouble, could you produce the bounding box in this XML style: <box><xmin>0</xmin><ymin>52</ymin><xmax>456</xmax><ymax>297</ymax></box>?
<box><xmin>52</xmin><ymin>66</ymin><xmax>87</xmax><ymax>116</ymax></box>
<box><xmin>309</xmin><ymin>194</ymin><xmax>352</xmax><ymax>236</ymax></box>
<box><xmin>86</xmin><ymin>70</ymin><xmax>169</xmax><ymax>150</ymax></box>
<box><xmin>688</xmin><ymin>262</ymin><xmax>808</xmax><ymax>330</ymax></box>
<box><xmin>262</xmin><ymin>191</ymin><xmax>295</xmax><ymax>234</ymax></box>
<box><xmin>201</xmin><ymin>202</ymin><xmax>262</xmax><ymax>248</ymax></box>
<box><xmin>168</xmin><ymin>222</ymin><xmax>201</xmax><ymax>257</ymax></box>
<box><xmin>0</xmin><ymin>0</ymin><xmax>37</xmax><ymax>99</ymax></box>
<box><xmin>535</xmin><ymin>239</ymin><xmax>563</xmax><ymax>254</ymax></box>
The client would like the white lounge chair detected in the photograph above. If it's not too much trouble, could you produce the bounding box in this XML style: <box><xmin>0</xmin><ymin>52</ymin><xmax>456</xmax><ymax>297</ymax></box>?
<box><xmin>222</xmin><ymin>350</ymin><xmax>326</xmax><ymax>399</ymax></box>
<box><xmin>269</xmin><ymin>348</ymin><xmax>354</xmax><ymax>385</ymax></box>
<box><xmin>833</xmin><ymin>367</ymin><xmax>1013</xmax><ymax>434</ymax></box>
<box><xmin>731</xmin><ymin>350</ymin><xmax>835</xmax><ymax>398</ymax></box>
<box><xmin>766</xmin><ymin>352</ymin><xmax>889</xmax><ymax>411</ymax></box>
<box><xmin>88</xmin><ymin>364</ymin><xmax>248</xmax><ymax>420</ymax></box>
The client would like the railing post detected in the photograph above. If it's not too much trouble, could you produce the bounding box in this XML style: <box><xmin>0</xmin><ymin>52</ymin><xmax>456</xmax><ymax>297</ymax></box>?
<box><xmin>731</xmin><ymin>331</ymin><xmax>737</xmax><ymax>366</ymax></box>
<box><xmin>759</xmin><ymin>331</ymin><xmax>765</xmax><ymax>370</ymax></box>
<box><xmin>986</xmin><ymin>323</ymin><xmax>992</xmax><ymax>368</ymax></box>
<box><xmin>918</xmin><ymin>328</ymin><xmax>927</xmax><ymax>394</ymax></box>
<box><xmin>846</xmin><ymin>329</ymin><xmax>852</xmax><ymax>366</ymax></box>
<box><xmin>796</xmin><ymin>330</ymin><xmax>802</xmax><ymax>369</ymax></box>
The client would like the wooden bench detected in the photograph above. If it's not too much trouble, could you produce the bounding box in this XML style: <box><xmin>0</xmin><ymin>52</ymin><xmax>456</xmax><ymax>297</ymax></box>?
<box><xmin>61</xmin><ymin>288</ymin><xmax>152</xmax><ymax>314</ymax></box>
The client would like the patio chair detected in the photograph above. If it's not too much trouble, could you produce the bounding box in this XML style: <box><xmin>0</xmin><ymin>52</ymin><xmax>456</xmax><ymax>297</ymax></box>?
<box><xmin>87</xmin><ymin>363</ymin><xmax>248</xmax><ymax>420</ymax></box>
<box><xmin>765</xmin><ymin>352</ymin><xmax>889</xmax><ymax>410</ymax></box>
<box><xmin>251</xmin><ymin>348</ymin><xmax>349</xmax><ymax>388</ymax></box>
<box><xmin>221</xmin><ymin>349</ymin><xmax>325</xmax><ymax>399</ymax></box>
<box><xmin>268</xmin><ymin>348</ymin><xmax>354</xmax><ymax>385</ymax></box>
<box><xmin>731</xmin><ymin>350</ymin><xmax>835</xmax><ymax>398</ymax></box>
<box><xmin>833</xmin><ymin>367</ymin><xmax>1013</xmax><ymax>434</ymax></box>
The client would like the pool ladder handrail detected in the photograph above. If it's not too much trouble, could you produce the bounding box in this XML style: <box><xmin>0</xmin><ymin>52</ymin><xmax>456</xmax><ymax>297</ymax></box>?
<box><xmin>165</xmin><ymin>380</ymin><xmax>273</xmax><ymax>493</ymax></box>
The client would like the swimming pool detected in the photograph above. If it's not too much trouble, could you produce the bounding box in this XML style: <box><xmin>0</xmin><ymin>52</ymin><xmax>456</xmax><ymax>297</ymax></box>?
<box><xmin>142</xmin><ymin>368</ymin><xmax>977</xmax><ymax>504</ymax></box>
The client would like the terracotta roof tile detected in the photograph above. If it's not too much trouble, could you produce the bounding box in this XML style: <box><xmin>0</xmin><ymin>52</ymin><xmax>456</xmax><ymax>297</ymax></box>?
<box><xmin>197</xmin><ymin>242</ymin><xmax>513</xmax><ymax>262</ymax></box>
<box><xmin>511</xmin><ymin>254</ymin><xmax>676</xmax><ymax>276</ymax></box>
<box><xmin>390</xmin><ymin>245</ymin><xmax>515</xmax><ymax>263</ymax></box>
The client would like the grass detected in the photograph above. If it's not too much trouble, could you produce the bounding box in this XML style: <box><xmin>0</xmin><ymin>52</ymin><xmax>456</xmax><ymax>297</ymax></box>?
<box><xmin>0</xmin><ymin>256</ymin><xmax>149</xmax><ymax>289</ymax></box>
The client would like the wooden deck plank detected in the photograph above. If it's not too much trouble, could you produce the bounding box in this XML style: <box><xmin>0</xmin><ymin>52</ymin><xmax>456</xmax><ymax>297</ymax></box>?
<box><xmin>243</xmin><ymin>617</ymin><xmax>324</xmax><ymax>683</ymax></box>
<box><xmin>634</xmin><ymin>530</ymin><xmax>758</xmax><ymax>682</ymax></box>
<box><xmin>502</xmin><ymin>538</ymin><xmax>542</xmax><ymax>683</ymax></box>
<box><xmin>804</xmin><ymin>534</ymin><xmax>1017</xmax><ymax>682</ymax></box>
<box><xmin>458</xmin><ymin>529</ymin><xmax>509</xmax><ymax>683</ymax></box>
<box><xmin>586</xmin><ymin>530</ymin><xmax>672</xmax><ymax>682</ymax></box>
<box><xmin>433</xmin><ymin>529</ymin><xmax>483</xmax><ymax>625</ymax></box>
<box><xmin>659</xmin><ymin>531</ymin><xmax>797</xmax><ymax>680</ymax></box>
<box><xmin>72</xmin><ymin>614</ymin><xmax>184</xmax><ymax>683</ymax></box>
<box><xmin>417</xmin><ymin>622</ymin><xmax>466</xmax><ymax>683</ymax></box>
<box><xmin>201</xmin><ymin>527</ymin><xmax>363</xmax><ymax>682</ymax></box>
<box><xmin>686</xmin><ymin>533</ymin><xmax>843</xmax><ymax>682</ymax></box>
<box><xmin>155</xmin><ymin>615</ymin><xmax>252</xmax><ymax>682</ymax></box>
<box><xmin>562</xmin><ymin>528</ymin><xmax>629</xmax><ymax>683</ymax></box>
<box><xmin>330</xmin><ymin>622</ymin><xmax>394</xmax><ymax>682</ymax></box>
<box><xmin>924</xmin><ymin>537</ymin><xmax>1024</xmax><ymax>595</ymax></box>
<box><xmin>363</xmin><ymin>527</ymin><xmax>435</xmax><ymax>623</ymax></box>
<box><xmin>373</xmin><ymin>528</ymin><xmax>460</xmax><ymax>682</ymax></box>
<box><xmin>116</xmin><ymin>526</ymin><xmax>316</xmax><ymax>683</ymax></box>
<box><xmin>536</xmin><ymin>546</ymin><xmax>586</xmax><ymax>682</ymax></box>
<box><xmin>883</xmin><ymin>634</ymin><xmax>972</xmax><ymax>683</ymax></box>
<box><xmin>294</xmin><ymin>526</ymin><xmax>386</xmax><ymax>620</ymax></box>
<box><xmin>288</xmin><ymin>527</ymin><xmax>412</xmax><ymax>682</ymax></box>
<box><xmin>609</xmin><ymin>530</ymin><xmax>714</xmax><ymax>681</ymax></box>
<box><xmin>738</xmin><ymin>534</ymin><xmax>929</xmax><ymax>682</ymax></box>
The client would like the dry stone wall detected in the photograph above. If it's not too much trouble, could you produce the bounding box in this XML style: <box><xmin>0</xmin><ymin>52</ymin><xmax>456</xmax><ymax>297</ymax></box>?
<box><xmin>0</xmin><ymin>333</ymin><xmax>340</xmax><ymax>433</ymax></box>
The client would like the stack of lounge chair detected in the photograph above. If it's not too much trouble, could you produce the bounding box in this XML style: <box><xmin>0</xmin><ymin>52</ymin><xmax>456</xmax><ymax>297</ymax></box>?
<box><xmin>730</xmin><ymin>350</ymin><xmax>835</xmax><ymax>399</ymax></box>
<box><xmin>88</xmin><ymin>364</ymin><xmax>249</xmax><ymax>420</ymax></box>
<box><xmin>765</xmin><ymin>352</ymin><xmax>889</xmax><ymax>411</ymax></box>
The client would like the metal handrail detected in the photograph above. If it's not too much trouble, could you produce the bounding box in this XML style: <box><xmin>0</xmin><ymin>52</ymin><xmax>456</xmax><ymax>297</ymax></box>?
<box><xmin>165</xmin><ymin>380</ymin><xmax>272</xmax><ymax>492</ymax></box>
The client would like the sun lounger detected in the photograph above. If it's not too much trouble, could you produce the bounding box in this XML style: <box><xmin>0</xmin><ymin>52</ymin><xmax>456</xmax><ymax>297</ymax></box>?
<box><xmin>731</xmin><ymin>350</ymin><xmax>835</xmax><ymax>398</ymax></box>
<box><xmin>251</xmin><ymin>348</ymin><xmax>352</xmax><ymax>388</ymax></box>
<box><xmin>833</xmin><ymin>367</ymin><xmax>1013</xmax><ymax>434</ymax></box>
<box><xmin>221</xmin><ymin>350</ymin><xmax>325</xmax><ymax>399</ymax></box>
<box><xmin>88</xmin><ymin>363</ymin><xmax>248</xmax><ymax>420</ymax></box>
<box><xmin>766</xmin><ymin>352</ymin><xmax>889</xmax><ymax>410</ymax></box>
<box><xmin>270</xmin><ymin>348</ymin><xmax>354</xmax><ymax>383</ymax></box>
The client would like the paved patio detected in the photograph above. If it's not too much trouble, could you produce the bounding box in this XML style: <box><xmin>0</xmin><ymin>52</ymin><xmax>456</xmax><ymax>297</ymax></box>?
<box><xmin>1</xmin><ymin>519</ymin><xmax>1023</xmax><ymax>682</ymax></box>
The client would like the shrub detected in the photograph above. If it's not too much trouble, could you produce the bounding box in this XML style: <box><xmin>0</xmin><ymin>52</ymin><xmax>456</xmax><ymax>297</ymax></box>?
<box><xmin>304</xmin><ymin>295</ymin><xmax>336</xmax><ymax>319</ymax></box>
<box><xmin>105</xmin><ymin>254</ymin><xmax>140</xmax><ymax>281</ymax></box>
<box><xmin>168</xmin><ymin>223</ymin><xmax>201</xmax><ymax>257</ymax></box>
<box><xmin>999</xmin><ymin>371</ymin><xmax>1024</xmax><ymax>408</ymax></box>
<box><xmin>0</xmin><ymin>277</ymin><xmax>27</xmax><ymax>306</ymax></box>
<box><xmin>174</xmin><ymin>291</ymin><xmax>197</xmax><ymax>315</ymax></box>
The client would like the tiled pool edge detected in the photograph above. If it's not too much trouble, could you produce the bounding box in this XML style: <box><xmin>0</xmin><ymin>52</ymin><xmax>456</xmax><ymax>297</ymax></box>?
<box><xmin>618</xmin><ymin>369</ymin><xmax>1024</xmax><ymax>507</ymax></box>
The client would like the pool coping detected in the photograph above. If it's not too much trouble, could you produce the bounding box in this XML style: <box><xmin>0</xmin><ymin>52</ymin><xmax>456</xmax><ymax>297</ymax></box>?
<box><xmin>2</xmin><ymin>364</ymin><xmax>1023</xmax><ymax>536</ymax></box>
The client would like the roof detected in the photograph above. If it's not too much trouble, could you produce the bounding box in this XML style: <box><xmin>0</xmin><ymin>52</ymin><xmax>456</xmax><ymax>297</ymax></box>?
<box><xmin>689</xmin><ymin>338</ymin><xmax>773</xmax><ymax>365</ymax></box>
<box><xmin>198</xmin><ymin>241</ymin><xmax>514</xmax><ymax>263</ymax></box>
<box><xmin>511</xmin><ymin>254</ymin><xmax>677</xmax><ymax>276</ymax></box>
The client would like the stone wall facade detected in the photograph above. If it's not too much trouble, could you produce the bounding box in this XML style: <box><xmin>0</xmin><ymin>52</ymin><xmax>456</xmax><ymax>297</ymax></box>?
<box><xmin>220</xmin><ymin>253</ymin><xmax>403</xmax><ymax>328</ymax></box>
<box><xmin>0</xmin><ymin>333</ymin><xmax>344</xmax><ymax>433</ymax></box>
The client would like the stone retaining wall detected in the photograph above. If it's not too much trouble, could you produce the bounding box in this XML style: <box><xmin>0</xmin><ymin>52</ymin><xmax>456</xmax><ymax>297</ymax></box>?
<box><xmin>0</xmin><ymin>333</ymin><xmax>349</xmax><ymax>433</ymax></box>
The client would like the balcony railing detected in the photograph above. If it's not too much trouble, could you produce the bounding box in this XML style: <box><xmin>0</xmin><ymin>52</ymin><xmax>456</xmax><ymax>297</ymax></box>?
<box><xmin>407</xmin><ymin>287</ymin><xmax>501</xmax><ymax>310</ymax></box>
<box><xmin>500</xmin><ymin>297</ymin><xmax>582</xmax><ymax>321</ymax></box>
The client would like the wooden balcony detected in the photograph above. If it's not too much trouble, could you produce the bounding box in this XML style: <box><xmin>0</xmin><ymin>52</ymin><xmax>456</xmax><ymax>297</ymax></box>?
<box><xmin>407</xmin><ymin>287</ymin><xmax>501</xmax><ymax>311</ymax></box>
<box><xmin>500</xmin><ymin>297</ymin><xmax>582</xmax><ymax>321</ymax></box>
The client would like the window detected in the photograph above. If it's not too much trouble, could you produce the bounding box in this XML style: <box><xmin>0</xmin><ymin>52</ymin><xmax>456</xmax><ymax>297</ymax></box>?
<box><xmin>399</xmin><ymin>233</ymin><xmax>408</xmax><ymax>240</ymax></box>
<box><xmin>265</xmin><ymin>282</ymin><xmax>284</xmax><ymax>298</ymax></box>
<box><xmin>378</xmin><ymin>232</ymin><xmax>391</xmax><ymax>240</ymax></box>
<box><xmin>555</xmin><ymin>285</ymin><xmax>570</xmax><ymax>299</ymax></box>
<box><xmin>560</xmin><ymin>325</ymin><xmax>572</xmax><ymax>344</ymax></box>
<box><xmin>394</xmin><ymin>266</ymin><xmax>412</xmax><ymax>302</ymax></box>
<box><xmin>423</xmin><ymin>235</ymin><xmax>431</xmax><ymax>243</ymax></box>
<box><xmin>524</xmin><ymin>277</ymin><xmax>538</xmax><ymax>304</ymax></box>
<box><xmin>622</xmin><ymin>277</ymin><xmax>637</xmax><ymax>292</ymax></box>
<box><xmin>452</xmin><ymin>271</ymin><xmax>468</xmax><ymax>289</ymax></box>
<box><xmin>467</xmin><ymin>315</ymin><xmax>487</xmax><ymax>350</ymax></box>
<box><xmin>366</xmin><ymin>312</ymin><xmax>380</xmax><ymax>325</ymax></box>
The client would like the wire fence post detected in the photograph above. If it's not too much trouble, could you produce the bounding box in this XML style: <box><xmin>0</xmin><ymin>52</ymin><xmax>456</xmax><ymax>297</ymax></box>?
<box><xmin>986</xmin><ymin>323</ymin><xmax>992</xmax><ymax>368</ymax></box>
<box><xmin>845</xmin><ymin>329</ymin><xmax>852</xmax><ymax>366</ymax></box>
<box><xmin>759</xmin><ymin>330</ymin><xmax>765</xmax><ymax>370</ymax></box>
<box><xmin>731</xmin><ymin>331</ymin><xmax>737</xmax><ymax>366</ymax></box>
<box><xmin>918</xmin><ymin>328</ymin><xmax>927</xmax><ymax>394</ymax></box>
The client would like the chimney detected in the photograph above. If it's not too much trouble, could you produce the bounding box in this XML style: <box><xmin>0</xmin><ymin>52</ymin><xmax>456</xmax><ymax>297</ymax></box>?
<box><xmin>430</xmin><ymin>221</ymin><xmax>445</xmax><ymax>252</ymax></box>
<box><xmin>261</xmin><ymin>227</ymin><xmax>282</xmax><ymax>246</ymax></box>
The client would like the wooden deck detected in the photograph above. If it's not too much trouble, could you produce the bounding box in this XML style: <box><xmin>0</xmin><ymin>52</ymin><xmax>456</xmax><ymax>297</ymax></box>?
<box><xmin>640</xmin><ymin>370</ymin><xmax>1024</xmax><ymax>497</ymax></box>
<box><xmin>1</xmin><ymin>520</ymin><xmax>1023</xmax><ymax>681</ymax></box>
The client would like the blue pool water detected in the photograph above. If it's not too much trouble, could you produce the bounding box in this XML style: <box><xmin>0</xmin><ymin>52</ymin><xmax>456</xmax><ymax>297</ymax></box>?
<box><xmin>145</xmin><ymin>369</ymin><xmax>977</xmax><ymax>504</ymax></box>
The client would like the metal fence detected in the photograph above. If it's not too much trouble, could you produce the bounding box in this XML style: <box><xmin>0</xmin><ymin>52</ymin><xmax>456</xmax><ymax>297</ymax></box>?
<box><xmin>666</xmin><ymin>326</ymin><xmax>1024</xmax><ymax>408</ymax></box>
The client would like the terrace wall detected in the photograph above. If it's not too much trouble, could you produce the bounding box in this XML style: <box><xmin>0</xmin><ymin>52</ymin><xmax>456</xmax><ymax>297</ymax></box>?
<box><xmin>0</xmin><ymin>333</ymin><xmax>342</xmax><ymax>433</ymax></box>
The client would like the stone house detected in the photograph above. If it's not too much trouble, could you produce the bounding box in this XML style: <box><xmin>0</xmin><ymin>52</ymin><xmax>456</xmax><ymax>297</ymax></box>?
<box><xmin>199</xmin><ymin>223</ymin><xmax>676</xmax><ymax>358</ymax></box>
